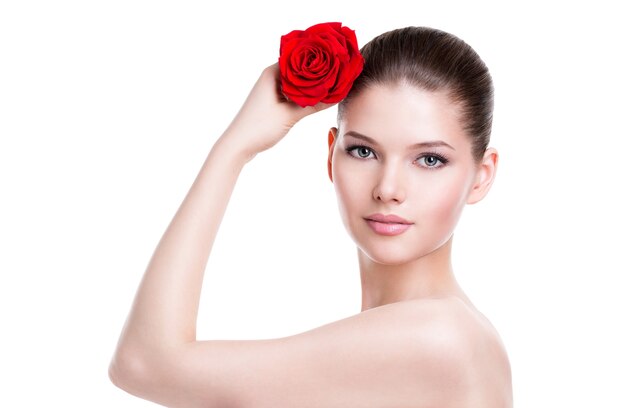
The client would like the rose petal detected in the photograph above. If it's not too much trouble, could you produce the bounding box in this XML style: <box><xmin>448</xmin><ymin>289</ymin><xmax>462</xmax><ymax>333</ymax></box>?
<box><xmin>278</xmin><ymin>22</ymin><xmax>364</xmax><ymax>107</ymax></box>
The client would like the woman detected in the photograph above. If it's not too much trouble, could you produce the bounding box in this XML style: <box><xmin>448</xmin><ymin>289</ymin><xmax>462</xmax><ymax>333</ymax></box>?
<box><xmin>109</xmin><ymin>26</ymin><xmax>513</xmax><ymax>407</ymax></box>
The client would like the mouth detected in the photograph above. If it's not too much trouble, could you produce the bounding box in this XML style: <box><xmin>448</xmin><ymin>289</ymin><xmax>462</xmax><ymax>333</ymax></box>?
<box><xmin>364</xmin><ymin>213</ymin><xmax>414</xmax><ymax>225</ymax></box>
<box><xmin>364</xmin><ymin>214</ymin><xmax>413</xmax><ymax>236</ymax></box>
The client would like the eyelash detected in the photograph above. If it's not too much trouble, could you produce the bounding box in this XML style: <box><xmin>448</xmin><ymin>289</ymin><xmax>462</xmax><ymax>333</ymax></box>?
<box><xmin>345</xmin><ymin>144</ymin><xmax>449</xmax><ymax>169</ymax></box>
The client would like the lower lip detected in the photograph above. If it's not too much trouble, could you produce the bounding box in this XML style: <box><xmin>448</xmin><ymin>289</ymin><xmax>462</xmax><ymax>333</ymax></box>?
<box><xmin>365</xmin><ymin>219</ymin><xmax>412</xmax><ymax>236</ymax></box>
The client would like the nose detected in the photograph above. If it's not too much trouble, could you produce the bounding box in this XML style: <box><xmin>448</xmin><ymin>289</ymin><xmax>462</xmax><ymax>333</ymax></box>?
<box><xmin>372</xmin><ymin>160</ymin><xmax>406</xmax><ymax>204</ymax></box>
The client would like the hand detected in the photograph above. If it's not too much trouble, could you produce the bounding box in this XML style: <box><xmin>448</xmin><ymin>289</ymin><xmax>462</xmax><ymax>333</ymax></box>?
<box><xmin>217</xmin><ymin>62</ymin><xmax>335</xmax><ymax>163</ymax></box>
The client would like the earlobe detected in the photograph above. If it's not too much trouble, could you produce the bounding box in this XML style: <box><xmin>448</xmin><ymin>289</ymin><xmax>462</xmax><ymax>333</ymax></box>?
<box><xmin>467</xmin><ymin>147</ymin><xmax>498</xmax><ymax>204</ymax></box>
<box><xmin>327</xmin><ymin>127</ymin><xmax>337</xmax><ymax>183</ymax></box>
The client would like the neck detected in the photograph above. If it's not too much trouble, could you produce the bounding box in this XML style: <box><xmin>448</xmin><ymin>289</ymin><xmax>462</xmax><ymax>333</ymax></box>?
<box><xmin>358</xmin><ymin>236</ymin><xmax>468</xmax><ymax>311</ymax></box>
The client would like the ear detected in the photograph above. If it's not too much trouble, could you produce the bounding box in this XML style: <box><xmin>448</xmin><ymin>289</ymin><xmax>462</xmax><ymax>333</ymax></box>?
<box><xmin>327</xmin><ymin>127</ymin><xmax>338</xmax><ymax>183</ymax></box>
<box><xmin>466</xmin><ymin>147</ymin><xmax>498</xmax><ymax>205</ymax></box>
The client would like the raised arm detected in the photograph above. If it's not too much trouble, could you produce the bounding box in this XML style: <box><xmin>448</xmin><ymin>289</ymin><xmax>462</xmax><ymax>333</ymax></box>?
<box><xmin>107</xmin><ymin>63</ymin><xmax>333</xmax><ymax>403</ymax></box>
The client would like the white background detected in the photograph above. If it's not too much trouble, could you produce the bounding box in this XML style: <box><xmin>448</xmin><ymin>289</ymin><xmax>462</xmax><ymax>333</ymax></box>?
<box><xmin>1</xmin><ymin>1</ymin><xmax>625</xmax><ymax>406</ymax></box>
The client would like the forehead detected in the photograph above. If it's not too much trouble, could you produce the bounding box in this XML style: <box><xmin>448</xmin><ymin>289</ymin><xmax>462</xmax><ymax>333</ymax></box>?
<box><xmin>339</xmin><ymin>84</ymin><xmax>468</xmax><ymax>149</ymax></box>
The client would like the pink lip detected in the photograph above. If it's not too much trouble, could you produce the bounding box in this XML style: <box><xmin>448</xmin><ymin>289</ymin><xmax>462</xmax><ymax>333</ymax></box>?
<box><xmin>364</xmin><ymin>213</ymin><xmax>413</xmax><ymax>236</ymax></box>
<box><xmin>365</xmin><ymin>213</ymin><xmax>413</xmax><ymax>224</ymax></box>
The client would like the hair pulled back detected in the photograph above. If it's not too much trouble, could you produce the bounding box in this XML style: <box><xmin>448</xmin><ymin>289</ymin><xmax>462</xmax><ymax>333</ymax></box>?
<box><xmin>338</xmin><ymin>26</ymin><xmax>494</xmax><ymax>161</ymax></box>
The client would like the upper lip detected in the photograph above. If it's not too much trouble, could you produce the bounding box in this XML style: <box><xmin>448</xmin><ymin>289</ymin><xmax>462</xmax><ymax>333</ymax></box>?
<box><xmin>365</xmin><ymin>213</ymin><xmax>413</xmax><ymax>224</ymax></box>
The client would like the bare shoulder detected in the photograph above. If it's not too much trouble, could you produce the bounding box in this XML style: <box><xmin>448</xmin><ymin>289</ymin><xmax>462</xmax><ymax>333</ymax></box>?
<box><xmin>112</xmin><ymin>295</ymin><xmax>512</xmax><ymax>408</ymax></box>
<box><xmin>408</xmin><ymin>296</ymin><xmax>513</xmax><ymax>407</ymax></box>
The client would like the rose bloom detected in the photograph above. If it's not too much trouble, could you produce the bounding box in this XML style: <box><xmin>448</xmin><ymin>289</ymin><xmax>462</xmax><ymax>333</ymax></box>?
<box><xmin>279</xmin><ymin>22</ymin><xmax>364</xmax><ymax>107</ymax></box>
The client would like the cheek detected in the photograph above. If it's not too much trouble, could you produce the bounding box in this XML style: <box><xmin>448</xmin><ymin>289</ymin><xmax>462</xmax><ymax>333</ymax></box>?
<box><xmin>331</xmin><ymin>155</ymin><xmax>379</xmax><ymax>239</ymax></box>
<box><xmin>333</xmin><ymin>161</ymin><xmax>365</xmax><ymax>215</ymax></box>
<box><xmin>417</xmin><ymin>171</ymin><xmax>470</xmax><ymax>228</ymax></box>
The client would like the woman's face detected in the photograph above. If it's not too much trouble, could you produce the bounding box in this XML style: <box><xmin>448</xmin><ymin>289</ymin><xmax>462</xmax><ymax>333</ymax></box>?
<box><xmin>328</xmin><ymin>83</ymin><xmax>492</xmax><ymax>265</ymax></box>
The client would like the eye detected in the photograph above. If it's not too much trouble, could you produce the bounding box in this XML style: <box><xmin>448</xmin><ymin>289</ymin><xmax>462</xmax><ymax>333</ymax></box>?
<box><xmin>346</xmin><ymin>145</ymin><xmax>376</xmax><ymax>159</ymax></box>
<box><xmin>416</xmin><ymin>154</ymin><xmax>448</xmax><ymax>169</ymax></box>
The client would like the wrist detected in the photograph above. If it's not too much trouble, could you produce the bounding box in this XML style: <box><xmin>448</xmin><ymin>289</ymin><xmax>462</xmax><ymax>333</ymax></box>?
<box><xmin>211</xmin><ymin>132</ymin><xmax>257</xmax><ymax>167</ymax></box>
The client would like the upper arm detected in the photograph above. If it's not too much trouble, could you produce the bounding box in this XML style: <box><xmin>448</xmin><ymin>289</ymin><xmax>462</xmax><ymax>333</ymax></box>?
<box><xmin>111</xmin><ymin>299</ymin><xmax>479</xmax><ymax>408</ymax></box>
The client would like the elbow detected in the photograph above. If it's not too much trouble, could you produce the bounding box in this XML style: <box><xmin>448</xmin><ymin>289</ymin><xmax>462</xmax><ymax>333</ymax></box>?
<box><xmin>108</xmin><ymin>346</ymin><xmax>153</xmax><ymax>396</ymax></box>
<box><xmin>109</xmin><ymin>346</ymin><xmax>195</xmax><ymax>407</ymax></box>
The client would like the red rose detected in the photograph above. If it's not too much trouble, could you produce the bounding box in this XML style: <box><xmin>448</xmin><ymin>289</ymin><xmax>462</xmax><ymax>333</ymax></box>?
<box><xmin>278</xmin><ymin>22</ymin><xmax>365</xmax><ymax>108</ymax></box>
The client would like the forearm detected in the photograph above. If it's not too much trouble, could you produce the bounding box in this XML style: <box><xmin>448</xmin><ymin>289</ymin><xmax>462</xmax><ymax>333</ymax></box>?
<box><xmin>115</xmin><ymin>133</ymin><xmax>249</xmax><ymax>354</ymax></box>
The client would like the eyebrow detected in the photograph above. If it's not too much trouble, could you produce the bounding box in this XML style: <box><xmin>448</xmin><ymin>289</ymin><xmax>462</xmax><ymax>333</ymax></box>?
<box><xmin>343</xmin><ymin>130</ymin><xmax>456</xmax><ymax>151</ymax></box>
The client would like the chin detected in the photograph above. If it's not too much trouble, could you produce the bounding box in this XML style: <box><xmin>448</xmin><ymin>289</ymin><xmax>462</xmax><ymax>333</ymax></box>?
<box><xmin>357</xmin><ymin>238</ymin><xmax>428</xmax><ymax>266</ymax></box>
<box><xmin>355</xmin><ymin>227</ymin><xmax>452</xmax><ymax>266</ymax></box>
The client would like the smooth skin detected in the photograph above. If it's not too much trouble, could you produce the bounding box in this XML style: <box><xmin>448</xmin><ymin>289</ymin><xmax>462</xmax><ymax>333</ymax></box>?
<box><xmin>109</xmin><ymin>63</ymin><xmax>513</xmax><ymax>407</ymax></box>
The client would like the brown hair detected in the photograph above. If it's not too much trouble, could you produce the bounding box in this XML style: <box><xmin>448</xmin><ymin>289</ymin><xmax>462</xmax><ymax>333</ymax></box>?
<box><xmin>337</xmin><ymin>26</ymin><xmax>494</xmax><ymax>161</ymax></box>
